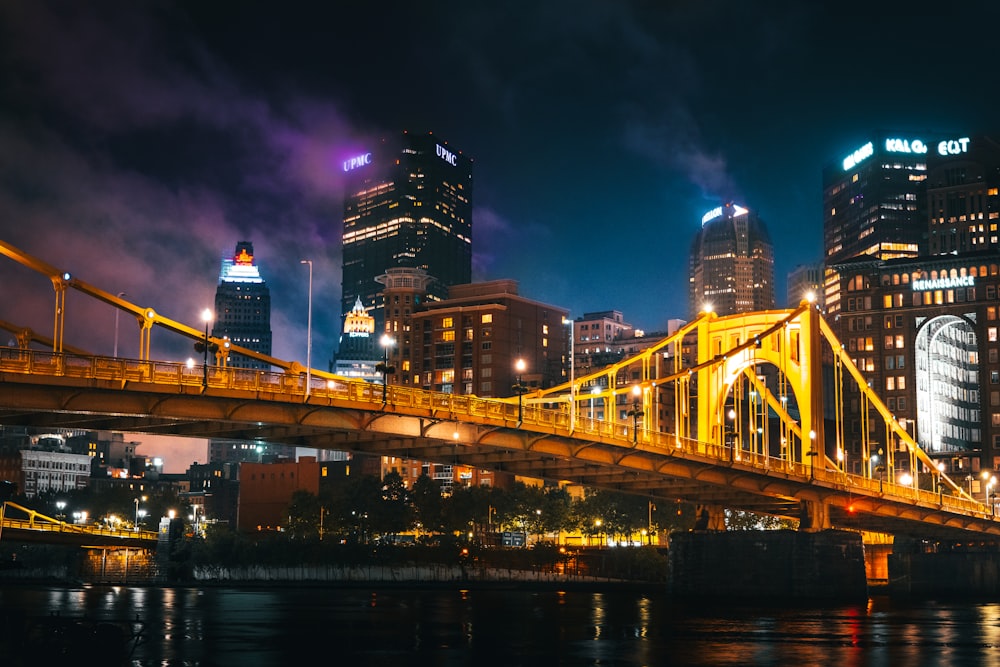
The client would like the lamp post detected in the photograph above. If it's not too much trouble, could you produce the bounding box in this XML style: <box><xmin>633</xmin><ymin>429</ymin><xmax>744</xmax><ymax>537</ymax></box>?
<box><xmin>591</xmin><ymin>385</ymin><xmax>601</xmax><ymax>422</ymax></box>
<box><xmin>300</xmin><ymin>259</ymin><xmax>313</xmax><ymax>399</ymax></box>
<box><xmin>133</xmin><ymin>495</ymin><xmax>146</xmax><ymax>532</ymax></box>
<box><xmin>726</xmin><ymin>408</ymin><xmax>736</xmax><ymax>461</ymax></box>
<box><xmin>563</xmin><ymin>316</ymin><xmax>574</xmax><ymax>432</ymax></box>
<box><xmin>55</xmin><ymin>500</ymin><xmax>66</xmax><ymax>522</ymax></box>
<box><xmin>113</xmin><ymin>291</ymin><xmax>126</xmax><ymax>357</ymax></box>
<box><xmin>627</xmin><ymin>385</ymin><xmax>644</xmax><ymax>445</ymax></box>
<box><xmin>377</xmin><ymin>334</ymin><xmax>395</xmax><ymax>405</ymax></box>
<box><xmin>514</xmin><ymin>358</ymin><xmax>527</xmax><ymax>423</ymax></box>
<box><xmin>200</xmin><ymin>308</ymin><xmax>213</xmax><ymax>390</ymax></box>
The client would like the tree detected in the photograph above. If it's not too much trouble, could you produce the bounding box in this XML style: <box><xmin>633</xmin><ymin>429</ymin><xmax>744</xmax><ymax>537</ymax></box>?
<box><xmin>285</xmin><ymin>489</ymin><xmax>322</xmax><ymax>539</ymax></box>
<box><xmin>409</xmin><ymin>474</ymin><xmax>443</xmax><ymax>534</ymax></box>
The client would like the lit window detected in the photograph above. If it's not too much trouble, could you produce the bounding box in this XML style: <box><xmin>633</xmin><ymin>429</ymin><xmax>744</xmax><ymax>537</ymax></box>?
<box><xmin>442</xmin><ymin>317</ymin><xmax>453</xmax><ymax>328</ymax></box>
<box><xmin>481</xmin><ymin>314</ymin><xmax>493</xmax><ymax>324</ymax></box>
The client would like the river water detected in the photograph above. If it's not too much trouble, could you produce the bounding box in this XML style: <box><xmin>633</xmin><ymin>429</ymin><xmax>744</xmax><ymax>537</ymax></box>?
<box><xmin>3</xmin><ymin>584</ymin><xmax>1000</xmax><ymax>666</ymax></box>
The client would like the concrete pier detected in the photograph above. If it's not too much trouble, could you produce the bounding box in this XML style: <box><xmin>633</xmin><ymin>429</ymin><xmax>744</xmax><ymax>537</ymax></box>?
<box><xmin>667</xmin><ymin>529</ymin><xmax>868</xmax><ymax>602</ymax></box>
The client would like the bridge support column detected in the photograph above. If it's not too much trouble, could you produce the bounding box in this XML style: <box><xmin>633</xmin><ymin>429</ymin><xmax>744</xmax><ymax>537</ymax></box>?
<box><xmin>887</xmin><ymin>539</ymin><xmax>1000</xmax><ymax>597</ymax></box>
<box><xmin>693</xmin><ymin>504</ymin><xmax>726</xmax><ymax>531</ymax></box>
<box><xmin>668</xmin><ymin>529</ymin><xmax>868</xmax><ymax>602</ymax></box>
<box><xmin>798</xmin><ymin>499</ymin><xmax>832</xmax><ymax>532</ymax></box>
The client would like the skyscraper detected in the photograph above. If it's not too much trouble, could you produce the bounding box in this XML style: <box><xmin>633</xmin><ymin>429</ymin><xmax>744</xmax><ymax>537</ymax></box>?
<box><xmin>824</xmin><ymin>132</ymin><xmax>1000</xmax><ymax>481</ymax></box>
<box><xmin>340</xmin><ymin>131</ymin><xmax>473</xmax><ymax>340</ymax></box>
<box><xmin>689</xmin><ymin>202</ymin><xmax>775</xmax><ymax>317</ymax></box>
<box><xmin>822</xmin><ymin>131</ymin><xmax>937</xmax><ymax>315</ymax></box>
<box><xmin>926</xmin><ymin>135</ymin><xmax>1000</xmax><ymax>255</ymax></box>
<box><xmin>212</xmin><ymin>241</ymin><xmax>272</xmax><ymax>370</ymax></box>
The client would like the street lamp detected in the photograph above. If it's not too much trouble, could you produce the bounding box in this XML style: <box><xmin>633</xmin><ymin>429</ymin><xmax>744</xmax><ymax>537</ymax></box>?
<box><xmin>513</xmin><ymin>358</ymin><xmax>527</xmax><ymax>423</ymax></box>
<box><xmin>377</xmin><ymin>334</ymin><xmax>396</xmax><ymax>405</ymax></box>
<box><xmin>197</xmin><ymin>308</ymin><xmax>213</xmax><ymax>389</ymax></box>
<box><xmin>300</xmin><ymin>259</ymin><xmax>313</xmax><ymax>399</ymax></box>
<box><xmin>591</xmin><ymin>385</ymin><xmax>601</xmax><ymax>422</ymax></box>
<box><xmin>134</xmin><ymin>495</ymin><xmax>146</xmax><ymax>532</ymax></box>
<box><xmin>113</xmin><ymin>291</ymin><xmax>126</xmax><ymax>357</ymax></box>
<box><xmin>627</xmin><ymin>385</ymin><xmax>644</xmax><ymax>445</ymax></box>
<box><xmin>55</xmin><ymin>500</ymin><xmax>66</xmax><ymax>522</ymax></box>
<box><xmin>726</xmin><ymin>408</ymin><xmax>737</xmax><ymax>459</ymax></box>
<box><xmin>563</xmin><ymin>316</ymin><xmax>574</xmax><ymax>432</ymax></box>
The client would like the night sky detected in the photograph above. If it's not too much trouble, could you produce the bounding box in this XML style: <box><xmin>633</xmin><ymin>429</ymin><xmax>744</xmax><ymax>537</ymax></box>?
<box><xmin>2</xmin><ymin>1</ymin><xmax>999</xmax><ymax>365</ymax></box>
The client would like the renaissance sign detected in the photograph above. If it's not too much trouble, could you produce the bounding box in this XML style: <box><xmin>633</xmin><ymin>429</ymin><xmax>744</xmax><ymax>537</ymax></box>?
<box><xmin>912</xmin><ymin>276</ymin><xmax>975</xmax><ymax>291</ymax></box>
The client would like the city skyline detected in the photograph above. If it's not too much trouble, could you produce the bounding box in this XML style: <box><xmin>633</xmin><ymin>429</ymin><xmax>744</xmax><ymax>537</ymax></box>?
<box><xmin>1</xmin><ymin>2</ymin><xmax>998</xmax><ymax>368</ymax></box>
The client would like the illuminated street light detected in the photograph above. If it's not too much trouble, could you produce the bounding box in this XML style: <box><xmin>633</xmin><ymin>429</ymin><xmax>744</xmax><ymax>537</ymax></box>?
<box><xmin>195</xmin><ymin>308</ymin><xmax>214</xmax><ymax>389</ymax></box>
<box><xmin>590</xmin><ymin>385</ymin><xmax>601</xmax><ymax>422</ymax></box>
<box><xmin>627</xmin><ymin>385</ymin><xmax>644</xmax><ymax>445</ymax></box>
<box><xmin>513</xmin><ymin>358</ymin><xmax>527</xmax><ymax>423</ymax></box>
<box><xmin>134</xmin><ymin>495</ymin><xmax>147</xmax><ymax>532</ymax></box>
<box><xmin>376</xmin><ymin>334</ymin><xmax>396</xmax><ymax>405</ymax></box>
<box><xmin>55</xmin><ymin>500</ymin><xmax>66</xmax><ymax>522</ymax></box>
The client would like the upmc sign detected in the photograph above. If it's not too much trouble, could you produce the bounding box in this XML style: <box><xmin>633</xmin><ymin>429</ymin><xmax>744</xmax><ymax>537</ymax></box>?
<box><xmin>343</xmin><ymin>152</ymin><xmax>373</xmax><ymax>172</ymax></box>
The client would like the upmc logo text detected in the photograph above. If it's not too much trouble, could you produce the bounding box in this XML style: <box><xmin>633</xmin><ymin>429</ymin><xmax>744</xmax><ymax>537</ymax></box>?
<box><xmin>436</xmin><ymin>144</ymin><xmax>458</xmax><ymax>166</ymax></box>
<box><xmin>343</xmin><ymin>153</ymin><xmax>372</xmax><ymax>172</ymax></box>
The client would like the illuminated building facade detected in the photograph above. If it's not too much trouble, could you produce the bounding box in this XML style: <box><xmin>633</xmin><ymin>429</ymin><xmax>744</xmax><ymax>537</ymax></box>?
<box><xmin>332</xmin><ymin>296</ymin><xmax>380</xmax><ymax>381</ymax></box>
<box><xmin>340</xmin><ymin>131</ymin><xmax>473</xmax><ymax>337</ymax></box>
<box><xmin>212</xmin><ymin>241</ymin><xmax>272</xmax><ymax>370</ymax></box>
<box><xmin>822</xmin><ymin>131</ymin><xmax>1000</xmax><ymax>316</ymax></box>
<box><xmin>382</xmin><ymin>278</ymin><xmax>568</xmax><ymax>396</ymax></box>
<box><xmin>689</xmin><ymin>202</ymin><xmax>775</xmax><ymax>317</ymax></box>
<box><xmin>832</xmin><ymin>251</ymin><xmax>1000</xmax><ymax>485</ymax></box>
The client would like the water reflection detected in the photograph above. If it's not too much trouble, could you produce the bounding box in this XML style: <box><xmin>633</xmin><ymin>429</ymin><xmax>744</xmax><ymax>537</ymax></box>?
<box><xmin>2</xmin><ymin>585</ymin><xmax>1000</xmax><ymax>666</ymax></box>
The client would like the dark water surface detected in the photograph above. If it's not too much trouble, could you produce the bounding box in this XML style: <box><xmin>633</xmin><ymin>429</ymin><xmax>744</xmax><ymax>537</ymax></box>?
<box><xmin>3</xmin><ymin>584</ymin><xmax>1000</xmax><ymax>666</ymax></box>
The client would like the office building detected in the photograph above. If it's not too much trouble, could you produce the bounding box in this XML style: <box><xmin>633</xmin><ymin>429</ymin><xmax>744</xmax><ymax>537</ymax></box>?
<box><xmin>340</xmin><ymin>131</ymin><xmax>473</xmax><ymax>338</ymax></box>
<box><xmin>382</xmin><ymin>275</ymin><xmax>568</xmax><ymax>396</ymax></box>
<box><xmin>332</xmin><ymin>296</ymin><xmax>380</xmax><ymax>381</ymax></box>
<box><xmin>689</xmin><ymin>202</ymin><xmax>775</xmax><ymax>317</ymax></box>
<box><xmin>212</xmin><ymin>241</ymin><xmax>272</xmax><ymax>370</ymax></box>
<box><xmin>787</xmin><ymin>262</ymin><xmax>824</xmax><ymax>308</ymax></box>
<box><xmin>821</xmin><ymin>131</ymin><xmax>1000</xmax><ymax>315</ymax></box>
<box><xmin>926</xmin><ymin>135</ymin><xmax>1000</xmax><ymax>256</ymax></box>
<box><xmin>831</xmin><ymin>251</ymin><xmax>1000</xmax><ymax>484</ymax></box>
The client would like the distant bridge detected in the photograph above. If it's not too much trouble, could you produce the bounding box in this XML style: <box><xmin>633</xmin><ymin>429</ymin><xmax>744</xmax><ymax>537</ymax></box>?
<box><xmin>0</xmin><ymin>501</ymin><xmax>158</xmax><ymax>548</ymax></box>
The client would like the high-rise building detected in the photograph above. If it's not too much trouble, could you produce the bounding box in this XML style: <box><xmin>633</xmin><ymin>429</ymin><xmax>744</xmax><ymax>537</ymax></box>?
<box><xmin>340</xmin><ymin>131</ymin><xmax>473</xmax><ymax>340</ymax></box>
<box><xmin>830</xmin><ymin>251</ymin><xmax>1000</xmax><ymax>483</ymax></box>
<box><xmin>926</xmin><ymin>135</ymin><xmax>1000</xmax><ymax>255</ymax></box>
<box><xmin>689</xmin><ymin>202</ymin><xmax>775</xmax><ymax>317</ymax></box>
<box><xmin>212</xmin><ymin>241</ymin><xmax>272</xmax><ymax>370</ymax></box>
<box><xmin>787</xmin><ymin>262</ymin><xmax>824</xmax><ymax>308</ymax></box>
<box><xmin>819</xmin><ymin>131</ymin><xmax>997</xmax><ymax>314</ymax></box>
<box><xmin>825</xmin><ymin>131</ymin><xmax>1000</xmax><ymax>483</ymax></box>
<box><xmin>331</xmin><ymin>296</ymin><xmax>380</xmax><ymax>381</ymax></box>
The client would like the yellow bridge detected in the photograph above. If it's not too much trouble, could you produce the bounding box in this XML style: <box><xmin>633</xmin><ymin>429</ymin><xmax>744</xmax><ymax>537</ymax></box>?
<box><xmin>0</xmin><ymin>501</ymin><xmax>158</xmax><ymax>547</ymax></box>
<box><xmin>1</xmin><ymin>238</ymin><xmax>998</xmax><ymax>542</ymax></box>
